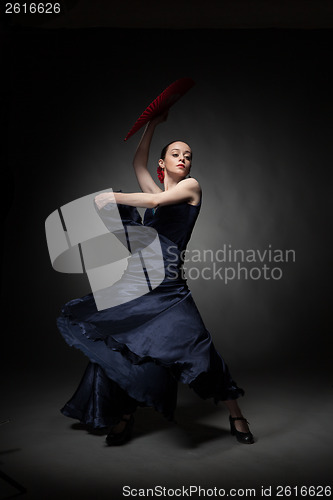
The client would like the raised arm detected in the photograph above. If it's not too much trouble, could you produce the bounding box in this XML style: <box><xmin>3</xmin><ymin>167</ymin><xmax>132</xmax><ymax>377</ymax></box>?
<box><xmin>132</xmin><ymin>113</ymin><xmax>168</xmax><ymax>194</ymax></box>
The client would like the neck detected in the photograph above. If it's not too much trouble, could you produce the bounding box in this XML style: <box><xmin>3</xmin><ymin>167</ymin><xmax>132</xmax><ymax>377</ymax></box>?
<box><xmin>163</xmin><ymin>173</ymin><xmax>182</xmax><ymax>191</ymax></box>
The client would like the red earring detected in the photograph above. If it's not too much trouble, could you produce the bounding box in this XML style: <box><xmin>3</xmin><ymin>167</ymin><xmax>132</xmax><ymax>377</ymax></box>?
<box><xmin>157</xmin><ymin>166</ymin><xmax>165</xmax><ymax>184</ymax></box>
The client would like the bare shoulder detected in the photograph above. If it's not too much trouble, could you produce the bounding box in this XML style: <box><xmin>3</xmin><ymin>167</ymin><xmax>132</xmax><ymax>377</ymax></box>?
<box><xmin>179</xmin><ymin>177</ymin><xmax>202</xmax><ymax>205</ymax></box>
<box><xmin>179</xmin><ymin>177</ymin><xmax>201</xmax><ymax>189</ymax></box>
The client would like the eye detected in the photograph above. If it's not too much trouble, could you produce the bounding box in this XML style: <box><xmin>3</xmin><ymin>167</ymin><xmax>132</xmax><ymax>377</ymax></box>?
<box><xmin>185</xmin><ymin>156</ymin><xmax>191</xmax><ymax>161</ymax></box>
<box><xmin>172</xmin><ymin>153</ymin><xmax>179</xmax><ymax>157</ymax></box>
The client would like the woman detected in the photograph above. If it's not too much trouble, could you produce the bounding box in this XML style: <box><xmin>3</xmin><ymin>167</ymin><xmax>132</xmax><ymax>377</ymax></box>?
<box><xmin>57</xmin><ymin>112</ymin><xmax>254</xmax><ymax>445</ymax></box>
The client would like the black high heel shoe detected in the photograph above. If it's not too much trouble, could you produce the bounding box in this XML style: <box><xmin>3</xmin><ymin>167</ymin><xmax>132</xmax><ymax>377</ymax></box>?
<box><xmin>105</xmin><ymin>415</ymin><xmax>134</xmax><ymax>446</ymax></box>
<box><xmin>229</xmin><ymin>416</ymin><xmax>254</xmax><ymax>444</ymax></box>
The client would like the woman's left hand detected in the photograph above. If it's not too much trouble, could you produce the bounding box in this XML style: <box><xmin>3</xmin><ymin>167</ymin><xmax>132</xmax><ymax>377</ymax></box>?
<box><xmin>94</xmin><ymin>192</ymin><xmax>114</xmax><ymax>210</ymax></box>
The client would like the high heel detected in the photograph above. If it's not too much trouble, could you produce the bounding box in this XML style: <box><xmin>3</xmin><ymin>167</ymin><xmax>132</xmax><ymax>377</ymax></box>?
<box><xmin>105</xmin><ymin>415</ymin><xmax>134</xmax><ymax>446</ymax></box>
<box><xmin>229</xmin><ymin>416</ymin><xmax>254</xmax><ymax>444</ymax></box>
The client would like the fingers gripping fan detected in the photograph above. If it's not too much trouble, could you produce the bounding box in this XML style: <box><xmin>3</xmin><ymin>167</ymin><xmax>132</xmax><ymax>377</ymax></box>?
<box><xmin>124</xmin><ymin>77</ymin><xmax>195</xmax><ymax>141</ymax></box>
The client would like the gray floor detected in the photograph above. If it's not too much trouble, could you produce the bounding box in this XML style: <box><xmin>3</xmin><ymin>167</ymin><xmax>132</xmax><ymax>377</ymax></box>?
<box><xmin>1</xmin><ymin>361</ymin><xmax>332</xmax><ymax>500</ymax></box>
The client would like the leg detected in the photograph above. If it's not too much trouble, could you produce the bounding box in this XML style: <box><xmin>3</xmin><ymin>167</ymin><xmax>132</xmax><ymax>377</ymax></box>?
<box><xmin>223</xmin><ymin>399</ymin><xmax>254</xmax><ymax>444</ymax></box>
<box><xmin>107</xmin><ymin>414</ymin><xmax>132</xmax><ymax>434</ymax></box>
<box><xmin>223</xmin><ymin>399</ymin><xmax>250</xmax><ymax>432</ymax></box>
<box><xmin>188</xmin><ymin>343</ymin><xmax>254</xmax><ymax>443</ymax></box>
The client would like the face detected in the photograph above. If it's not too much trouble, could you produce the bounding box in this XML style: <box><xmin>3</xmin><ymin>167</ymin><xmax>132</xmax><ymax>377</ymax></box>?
<box><xmin>159</xmin><ymin>141</ymin><xmax>192</xmax><ymax>180</ymax></box>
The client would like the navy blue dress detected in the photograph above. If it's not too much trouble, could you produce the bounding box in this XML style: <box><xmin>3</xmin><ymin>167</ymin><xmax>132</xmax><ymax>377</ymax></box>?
<box><xmin>57</xmin><ymin>199</ymin><xmax>244</xmax><ymax>428</ymax></box>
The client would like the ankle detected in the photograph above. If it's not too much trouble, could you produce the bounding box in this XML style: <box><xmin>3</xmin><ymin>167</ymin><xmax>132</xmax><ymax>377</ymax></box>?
<box><xmin>229</xmin><ymin>413</ymin><xmax>244</xmax><ymax>420</ymax></box>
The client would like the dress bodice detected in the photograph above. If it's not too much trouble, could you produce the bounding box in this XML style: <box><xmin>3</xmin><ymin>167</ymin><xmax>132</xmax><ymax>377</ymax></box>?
<box><xmin>97</xmin><ymin>198</ymin><xmax>202</xmax><ymax>288</ymax></box>
<box><xmin>143</xmin><ymin>200</ymin><xmax>201</xmax><ymax>252</ymax></box>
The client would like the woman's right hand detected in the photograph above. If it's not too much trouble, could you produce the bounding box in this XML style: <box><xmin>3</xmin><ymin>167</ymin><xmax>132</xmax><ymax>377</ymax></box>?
<box><xmin>149</xmin><ymin>110</ymin><xmax>169</xmax><ymax>127</ymax></box>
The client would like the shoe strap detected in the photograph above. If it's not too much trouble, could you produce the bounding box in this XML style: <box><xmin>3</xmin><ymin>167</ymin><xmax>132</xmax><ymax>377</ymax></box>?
<box><xmin>120</xmin><ymin>416</ymin><xmax>132</xmax><ymax>423</ymax></box>
<box><xmin>230</xmin><ymin>416</ymin><xmax>250</xmax><ymax>424</ymax></box>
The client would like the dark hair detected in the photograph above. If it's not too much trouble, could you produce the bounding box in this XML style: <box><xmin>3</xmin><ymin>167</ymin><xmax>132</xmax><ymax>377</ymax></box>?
<box><xmin>160</xmin><ymin>141</ymin><xmax>192</xmax><ymax>161</ymax></box>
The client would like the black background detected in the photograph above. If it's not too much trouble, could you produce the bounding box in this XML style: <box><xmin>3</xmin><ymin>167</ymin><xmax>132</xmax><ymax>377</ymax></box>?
<box><xmin>2</xmin><ymin>24</ymin><xmax>331</xmax><ymax>372</ymax></box>
<box><xmin>1</xmin><ymin>1</ymin><xmax>332</xmax><ymax>497</ymax></box>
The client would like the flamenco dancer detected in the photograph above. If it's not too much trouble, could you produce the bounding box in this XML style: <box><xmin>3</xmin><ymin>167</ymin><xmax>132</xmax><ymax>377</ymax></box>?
<box><xmin>56</xmin><ymin>85</ymin><xmax>254</xmax><ymax>446</ymax></box>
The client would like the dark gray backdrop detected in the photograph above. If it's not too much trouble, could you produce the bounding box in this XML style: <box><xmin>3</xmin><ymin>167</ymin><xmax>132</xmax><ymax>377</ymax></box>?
<box><xmin>1</xmin><ymin>8</ymin><xmax>333</xmax><ymax>497</ymax></box>
<box><xmin>2</xmin><ymin>27</ymin><xmax>331</xmax><ymax>376</ymax></box>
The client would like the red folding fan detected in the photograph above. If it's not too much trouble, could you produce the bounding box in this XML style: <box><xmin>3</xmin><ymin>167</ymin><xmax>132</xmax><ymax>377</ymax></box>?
<box><xmin>124</xmin><ymin>77</ymin><xmax>195</xmax><ymax>141</ymax></box>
